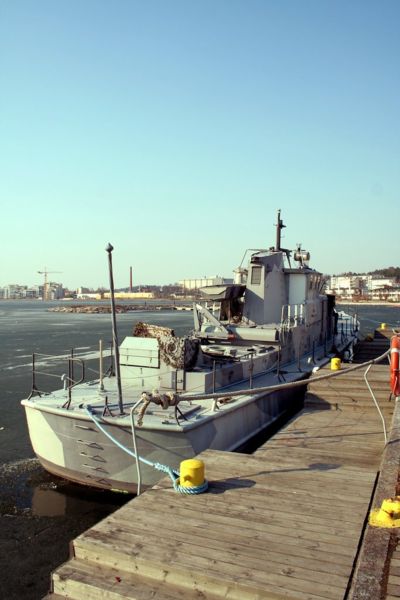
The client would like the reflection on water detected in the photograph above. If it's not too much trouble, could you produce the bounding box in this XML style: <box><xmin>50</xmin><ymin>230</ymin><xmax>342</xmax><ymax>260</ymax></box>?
<box><xmin>31</xmin><ymin>482</ymin><xmax>131</xmax><ymax>517</ymax></box>
<box><xmin>0</xmin><ymin>458</ymin><xmax>129</xmax><ymax>518</ymax></box>
<box><xmin>32</xmin><ymin>487</ymin><xmax>67</xmax><ymax>516</ymax></box>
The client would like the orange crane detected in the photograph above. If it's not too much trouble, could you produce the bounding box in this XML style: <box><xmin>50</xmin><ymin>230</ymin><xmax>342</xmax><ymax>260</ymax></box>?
<box><xmin>37</xmin><ymin>268</ymin><xmax>62</xmax><ymax>301</ymax></box>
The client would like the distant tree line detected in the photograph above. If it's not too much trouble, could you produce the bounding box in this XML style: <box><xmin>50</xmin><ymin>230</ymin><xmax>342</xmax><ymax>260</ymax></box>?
<box><xmin>334</xmin><ymin>267</ymin><xmax>400</xmax><ymax>281</ymax></box>
<box><xmin>370</xmin><ymin>267</ymin><xmax>400</xmax><ymax>280</ymax></box>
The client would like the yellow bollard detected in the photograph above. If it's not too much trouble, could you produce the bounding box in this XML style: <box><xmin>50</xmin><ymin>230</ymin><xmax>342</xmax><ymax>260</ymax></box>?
<box><xmin>380</xmin><ymin>323</ymin><xmax>387</xmax><ymax>330</ymax></box>
<box><xmin>369</xmin><ymin>497</ymin><xmax>400</xmax><ymax>528</ymax></box>
<box><xmin>330</xmin><ymin>357</ymin><xmax>341</xmax><ymax>371</ymax></box>
<box><xmin>179</xmin><ymin>459</ymin><xmax>205</xmax><ymax>488</ymax></box>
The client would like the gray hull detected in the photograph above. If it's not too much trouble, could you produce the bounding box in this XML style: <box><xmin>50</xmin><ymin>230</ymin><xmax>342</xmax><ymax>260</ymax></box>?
<box><xmin>23</xmin><ymin>384</ymin><xmax>304</xmax><ymax>493</ymax></box>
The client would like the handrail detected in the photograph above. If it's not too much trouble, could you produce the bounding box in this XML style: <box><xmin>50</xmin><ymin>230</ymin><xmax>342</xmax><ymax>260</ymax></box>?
<box><xmin>28</xmin><ymin>352</ymin><xmax>85</xmax><ymax>400</ymax></box>
<box><xmin>69</xmin><ymin>358</ymin><xmax>85</xmax><ymax>388</ymax></box>
<box><xmin>62</xmin><ymin>357</ymin><xmax>85</xmax><ymax>409</ymax></box>
<box><xmin>175</xmin><ymin>349</ymin><xmax>391</xmax><ymax>402</ymax></box>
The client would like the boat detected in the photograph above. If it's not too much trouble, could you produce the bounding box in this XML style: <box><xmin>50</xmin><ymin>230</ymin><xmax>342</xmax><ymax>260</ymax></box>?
<box><xmin>21</xmin><ymin>211</ymin><xmax>359</xmax><ymax>493</ymax></box>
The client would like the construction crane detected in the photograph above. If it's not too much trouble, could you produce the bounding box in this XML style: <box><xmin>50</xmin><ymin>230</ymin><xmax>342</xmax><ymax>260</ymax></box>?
<box><xmin>37</xmin><ymin>267</ymin><xmax>62</xmax><ymax>301</ymax></box>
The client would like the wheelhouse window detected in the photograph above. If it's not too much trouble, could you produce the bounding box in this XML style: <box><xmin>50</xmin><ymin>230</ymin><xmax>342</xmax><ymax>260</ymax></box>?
<box><xmin>251</xmin><ymin>266</ymin><xmax>262</xmax><ymax>285</ymax></box>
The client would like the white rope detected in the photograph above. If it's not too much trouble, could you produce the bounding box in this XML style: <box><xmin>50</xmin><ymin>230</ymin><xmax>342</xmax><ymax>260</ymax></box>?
<box><xmin>364</xmin><ymin>364</ymin><xmax>387</xmax><ymax>444</ymax></box>
<box><xmin>130</xmin><ymin>402</ymin><xmax>143</xmax><ymax>495</ymax></box>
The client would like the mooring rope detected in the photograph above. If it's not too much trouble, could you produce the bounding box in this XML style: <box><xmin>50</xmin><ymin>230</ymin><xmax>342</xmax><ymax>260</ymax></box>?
<box><xmin>85</xmin><ymin>406</ymin><xmax>208</xmax><ymax>494</ymax></box>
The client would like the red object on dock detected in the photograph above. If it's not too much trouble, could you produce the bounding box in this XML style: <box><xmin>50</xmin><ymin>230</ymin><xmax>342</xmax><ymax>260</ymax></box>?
<box><xmin>390</xmin><ymin>335</ymin><xmax>400</xmax><ymax>396</ymax></box>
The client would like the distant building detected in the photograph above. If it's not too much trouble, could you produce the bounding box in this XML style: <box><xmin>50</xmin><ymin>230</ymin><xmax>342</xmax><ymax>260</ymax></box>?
<box><xmin>47</xmin><ymin>282</ymin><xmax>64</xmax><ymax>300</ymax></box>
<box><xmin>2</xmin><ymin>284</ymin><xmax>28</xmax><ymax>299</ymax></box>
<box><xmin>178</xmin><ymin>276</ymin><xmax>233</xmax><ymax>290</ymax></box>
<box><xmin>76</xmin><ymin>292</ymin><xmax>100</xmax><ymax>300</ymax></box>
<box><xmin>327</xmin><ymin>276</ymin><xmax>366</xmax><ymax>299</ymax></box>
<box><xmin>103</xmin><ymin>291</ymin><xmax>155</xmax><ymax>299</ymax></box>
<box><xmin>25</xmin><ymin>285</ymin><xmax>40</xmax><ymax>298</ymax></box>
<box><xmin>327</xmin><ymin>275</ymin><xmax>398</xmax><ymax>301</ymax></box>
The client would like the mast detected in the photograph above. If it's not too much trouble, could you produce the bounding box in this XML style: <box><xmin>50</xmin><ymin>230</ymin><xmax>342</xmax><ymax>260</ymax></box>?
<box><xmin>106</xmin><ymin>243</ymin><xmax>124</xmax><ymax>415</ymax></box>
<box><xmin>275</xmin><ymin>209</ymin><xmax>286</xmax><ymax>251</ymax></box>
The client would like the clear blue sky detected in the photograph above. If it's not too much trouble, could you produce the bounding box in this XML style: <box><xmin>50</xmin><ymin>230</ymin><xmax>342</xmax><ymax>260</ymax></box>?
<box><xmin>1</xmin><ymin>0</ymin><xmax>399</xmax><ymax>289</ymax></box>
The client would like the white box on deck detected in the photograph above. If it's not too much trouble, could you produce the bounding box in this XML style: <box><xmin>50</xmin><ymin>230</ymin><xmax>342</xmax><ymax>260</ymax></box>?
<box><xmin>119</xmin><ymin>337</ymin><xmax>160</xmax><ymax>368</ymax></box>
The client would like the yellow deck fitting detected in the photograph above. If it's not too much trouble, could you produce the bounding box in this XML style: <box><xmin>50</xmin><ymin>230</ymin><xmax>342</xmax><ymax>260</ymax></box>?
<box><xmin>369</xmin><ymin>497</ymin><xmax>400</xmax><ymax>528</ymax></box>
<box><xmin>330</xmin><ymin>357</ymin><xmax>341</xmax><ymax>371</ymax></box>
<box><xmin>179</xmin><ymin>458</ymin><xmax>205</xmax><ymax>487</ymax></box>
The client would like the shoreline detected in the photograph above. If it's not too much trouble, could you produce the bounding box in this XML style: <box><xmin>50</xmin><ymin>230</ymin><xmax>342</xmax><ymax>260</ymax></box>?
<box><xmin>337</xmin><ymin>301</ymin><xmax>400</xmax><ymax>307</ymax></box>
<box><xmin>47</xmin><ymin>304</ymin><xmax>193</xmax><ymax>313</ymax></box>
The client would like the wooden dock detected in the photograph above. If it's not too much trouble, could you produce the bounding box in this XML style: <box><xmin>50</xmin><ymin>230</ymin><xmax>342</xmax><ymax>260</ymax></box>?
<box><xmin>45</xmin><ymin>330</ymin><xmax>399</xmax><ymax>600</ymax></box>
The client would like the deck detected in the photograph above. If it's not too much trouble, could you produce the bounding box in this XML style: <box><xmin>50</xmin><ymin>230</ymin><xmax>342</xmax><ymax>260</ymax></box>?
<box><xmin>45</xmin><ymin>330</ymin><xmax>400</xmax><ymax>600</ymax></box>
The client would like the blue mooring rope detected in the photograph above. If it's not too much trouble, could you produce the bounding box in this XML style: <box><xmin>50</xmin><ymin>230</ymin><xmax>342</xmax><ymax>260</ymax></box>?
<box><xmin>85</xmin><ymin>406</ymin><xmax>208</xmax><ymax>494</ymax></box>
<box><xmin>153</xmin><ymin>462</ymin><xmax>209</xmax><ymax>494</ymax></box>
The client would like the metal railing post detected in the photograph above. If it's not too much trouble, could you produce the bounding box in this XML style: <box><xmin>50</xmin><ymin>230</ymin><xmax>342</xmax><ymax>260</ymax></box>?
<box><xmin>68</xmin><ymin>358</ymin><xmax>72</xmax><ymax>405</ymax></box>
<box><xmin>28</xmin><ymin>353</ymin><xmax>41</xmax><ymax>399</ymax></box>
<box><xmin>70</xmin><ymin>348</ymin><xmax>74</xmax><ymax>385</ymax></box>
<box><xmin>99</xmin><ymin>339</ymin><xmax>104</xmax><ymax>391</ymax></box>
<box><xmin>212</xmin><ymin>361</ymin><xmax>216</xmax><ymax>393</ymax></box>
<box><xmin>276</xmin><ymin>346</ymin><xmax>281</xmax><ymax>378</ymax></box>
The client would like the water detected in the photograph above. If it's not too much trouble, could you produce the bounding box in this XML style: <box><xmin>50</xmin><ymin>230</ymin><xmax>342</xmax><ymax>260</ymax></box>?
<box><xmin>337</xmin><ymin>302</ymin><xmax>400</xmax><ymax>333</ymax></box>
<box><xmin>0</xmin><ymin>300</ymin><xmax>399</xmax><ymax>516</ymax></box>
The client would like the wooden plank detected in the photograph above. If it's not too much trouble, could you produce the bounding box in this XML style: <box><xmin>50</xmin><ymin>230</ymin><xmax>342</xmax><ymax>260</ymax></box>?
<box><xmin>139</xmin><ymin>487</ymin><xmax>369</xmax><ymax>533</ymax></box>
<box><xmin>106</xmin><ymin>509</ymin><xmax>358</xmax><ymax>566</ymax></box>
<box><xmin>270</xmin><ymin>417</ymin><xmax>389</xmax><ymax>436</ymax></box>
<box><xmin>105</xmin><ymin>520</ymin><xmax>354</xmax><ymax>578</ymax></box>
<box><xmin>74</xmin><ymin>532</ymin><xmax>347</xmax><ymax>600</ymax></box>
<box><xmin>198</xmin><ymin>455</ymin><xmax>377</xmax><ymax>489</ymax></box>
<box><xmin>88</xmin><ymin>521</ymin><xmax>351</xmax><ymax>591</ymax></box>
<box><xmin>153</xmin><ymin>473</ymin><xmax>373</xmax><ymax>517</ymax></box>
<box><xmin>387</xmin><ymin>584</ymin><xmax>400</xmax><ymax>598</ymax></box>
<box><xmin>254</xmin><ymin>445</ymin><xmax>383</xmax><ymax>471</ymax></box>
<box><xmin>52</xmin><ymin>557</ymin><xmax>223</xmax><ymax>600</ymax></box>
<box><xmin>99</xmin><ymin>486</ymin><xmax>365</xmax><ymax>554</ymax></box>
<box><xmin>222</xmin><ymin>453</ymin><xmax>378</xmax><ymax>482</ymax></box>
<box><xmin>129</xmin><ymin>491</ymin><xmax>366</xmax><ymax>538</ymax></box>
<box><xmin>195</xmin><ymin>468</ymin><xmax>374</xmax><ymax>504</ymax></box>
<box><xmin>269</xmin><ymin>413</ymin><xmax>389</xmax><ymax>434</ymax></box>
<box><xmin>200</xmin><ymin>446</ymin><xmax>378</xmax><ymax>477</ymax></box>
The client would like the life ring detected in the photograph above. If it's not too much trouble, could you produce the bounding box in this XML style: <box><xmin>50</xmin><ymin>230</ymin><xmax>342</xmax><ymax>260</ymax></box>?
<box><xmin>390</xmin><ymin>335</ymin><xmax>400</xmax><ymax>396</ymax></box>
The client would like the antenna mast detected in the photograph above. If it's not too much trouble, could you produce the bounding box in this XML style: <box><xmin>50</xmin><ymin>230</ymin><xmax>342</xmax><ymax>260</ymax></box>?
<box><xmin>275</xmin><ymin>209</ymin><xmax>286</xmax><ymax>251</ymax></box>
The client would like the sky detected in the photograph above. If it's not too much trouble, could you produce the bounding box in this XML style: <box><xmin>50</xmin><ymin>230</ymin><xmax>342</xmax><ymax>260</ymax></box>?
<box><xmin>1</xmin><ymin>0</ymin><xmax>399</xmax><ymax>289</ymax></box>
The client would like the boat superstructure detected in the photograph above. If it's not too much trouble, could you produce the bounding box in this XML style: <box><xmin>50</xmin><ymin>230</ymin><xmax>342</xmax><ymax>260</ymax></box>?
<box><xmin>21</xmin><ymin>212</ymin><xmax>359</xmax><ymax>492</ymax></box>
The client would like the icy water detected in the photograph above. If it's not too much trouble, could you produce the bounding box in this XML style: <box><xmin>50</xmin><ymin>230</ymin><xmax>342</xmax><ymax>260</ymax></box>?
<box><xmin>0</xmin><ymin>300</ymin><xmax>399</xmax><ymax>517</ymax></box>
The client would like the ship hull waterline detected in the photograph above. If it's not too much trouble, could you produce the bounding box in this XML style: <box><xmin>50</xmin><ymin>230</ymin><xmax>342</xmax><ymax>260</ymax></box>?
<box><xmin>22</xmin><ymin>383</ymin><xmax>305</xmax><ymax>494</ymax></box>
